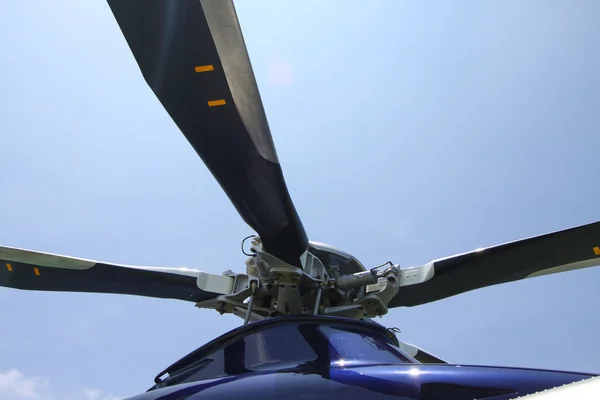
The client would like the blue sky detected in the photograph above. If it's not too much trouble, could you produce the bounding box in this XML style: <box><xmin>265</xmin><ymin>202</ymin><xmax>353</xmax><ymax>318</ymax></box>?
<box><xmin>1</xmin><ymin>0</ymin><xmax>599</xmax><ymax>398</ymax></box>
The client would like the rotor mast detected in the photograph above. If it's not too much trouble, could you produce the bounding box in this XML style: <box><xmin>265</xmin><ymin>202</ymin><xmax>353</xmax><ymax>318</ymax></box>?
<box><xmin>194</xmin><ymin>238</ymin><xmax>432</xmax><ymax>323</ymax></box>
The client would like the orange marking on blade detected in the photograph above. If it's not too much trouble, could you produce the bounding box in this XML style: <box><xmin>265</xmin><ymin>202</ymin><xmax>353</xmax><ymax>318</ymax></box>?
<box><xmin>208</xmin><ymin>99</ymin><xmax>226</xmax><ymax>107</ymax></box>
<box><xmin>195</xmin><ymin>65</ymin><xmax>214</xmax><ymax>72</ymax></box>
<box><xmin>34</xmin><ymin>267</ymin><xmax>40</xmax><ymax>276</ymax></box>
<box><xmin>6</xmin><ymin>263</ymin><xmax>12</xmax><ymax>272</ymax></box>
<box><xmin>594</xmin><ymin>247</ymin><xmax>600</xmax><ymax>256</ymax></box>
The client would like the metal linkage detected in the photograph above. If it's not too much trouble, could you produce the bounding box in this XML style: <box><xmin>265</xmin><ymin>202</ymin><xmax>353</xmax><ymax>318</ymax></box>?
<box><xmin>195</xmin><ymin>237</ymin><xmax>435</xmax><ymax>323</ymax></box>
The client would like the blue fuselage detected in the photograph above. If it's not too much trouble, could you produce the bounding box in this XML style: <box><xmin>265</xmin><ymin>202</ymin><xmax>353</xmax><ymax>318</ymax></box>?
<box><xmin>127</xmin><ymin>364</ymin><xmax>594</xmax><ymax>400</ymax></box>
<box><xmin>126</xmin><ymin>316</ymin><xmax>596</xmax><ymax>399</ymax></box>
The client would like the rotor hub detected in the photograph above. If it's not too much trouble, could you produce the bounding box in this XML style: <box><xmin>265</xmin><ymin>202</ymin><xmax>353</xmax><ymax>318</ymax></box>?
<box><xmin>195</xmin><ymin>238</ymin><xmax>403</xmax><ymax>323</ymax></box>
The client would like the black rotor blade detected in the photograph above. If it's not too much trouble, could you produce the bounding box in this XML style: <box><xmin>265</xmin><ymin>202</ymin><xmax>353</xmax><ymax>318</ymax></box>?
<box><xmin>0</xmin><ymin>245</ymin><xmax>220</xmax><ymax>302</ymax></box>
<box><xmin>106</xmin><ymin>0</ymin><xmax>308</xmax><ymax>266</ymax></box>
<box><xmin>390</xmin><ymin>221</ymin><xmax>600</xmax><ymax>307</ymax></box>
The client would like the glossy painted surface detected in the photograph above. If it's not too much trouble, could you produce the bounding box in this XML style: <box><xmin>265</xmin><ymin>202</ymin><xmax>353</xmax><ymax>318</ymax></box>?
<box><xmin>125</xmin><ymin>317</ymin><xmax>596</xmax><ymax>400</ymax></box>
<box><xmin>126</xmin><ymin>364</ymin><xmax>595</xmax><ymax>400</ymax></box>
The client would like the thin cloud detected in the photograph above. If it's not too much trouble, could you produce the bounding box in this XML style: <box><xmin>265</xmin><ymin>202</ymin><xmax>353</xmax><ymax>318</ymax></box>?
<box><xmin>266</xmin><ymin>60</ymin><xmax>293</xmax><ymax>87</ymax></box>
<box><xmin>0</xmin><ymin>369</ymin><xmax>48</xmax><ymax>400</ymax></box>
<box><xmin>0</xmin><ymin>369</ymin><xmax>121</xmax><ymax>400</ymax></box>
<box><xmin>81</xmin><ymin>388</ymin><xmax>122</xmax><ymax>400</ymax></box>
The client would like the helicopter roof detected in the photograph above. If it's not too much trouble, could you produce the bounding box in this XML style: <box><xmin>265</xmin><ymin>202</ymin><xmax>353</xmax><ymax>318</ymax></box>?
<box><xmin>154</xmin><ymin>315</ymin><xmax>403</xmax><ymax>384</ymax></box>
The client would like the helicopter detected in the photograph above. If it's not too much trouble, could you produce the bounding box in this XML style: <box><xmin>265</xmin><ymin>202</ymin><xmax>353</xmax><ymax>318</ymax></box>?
<box><xmin>2</xmin><ymin>0</ymin><xmax>600</xmax><ymax>399</ymax></box>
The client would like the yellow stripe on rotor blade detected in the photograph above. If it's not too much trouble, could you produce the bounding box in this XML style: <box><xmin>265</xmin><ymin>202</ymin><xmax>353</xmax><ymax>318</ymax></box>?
<box><xmin>194</xmin><ymin>65</ymin><xmax>214</xmax><ymax>72</ymax></box>
<box><xmin>34</xmin><ymin>267</ymin><xmax>40</xmax><ymax>276</ymax></box>
<box><xmin>594</xmin><ymin>246</ymin><xmax>600</xmax><ymax>256</ymax></box>
<box><xmin>6</xmin><ymin>263</ymin><xmax>12</xmax><ymax>272</ymax></box>
<box><xmin>207</xmin><ymin>99</ymin><xmax>226</xmax><ymax>107</ymax></box>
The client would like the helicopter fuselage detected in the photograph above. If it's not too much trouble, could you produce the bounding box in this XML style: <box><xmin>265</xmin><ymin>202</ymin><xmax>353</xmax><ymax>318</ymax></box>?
<box><xmin>126</xmin><ymin>316</ymin><xmax>595</xmax><ymax>400</ymax></box>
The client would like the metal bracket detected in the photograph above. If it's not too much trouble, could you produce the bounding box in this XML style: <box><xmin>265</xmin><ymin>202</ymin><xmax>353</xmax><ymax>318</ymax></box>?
<box><xmin>398</xmin><ymin>261</ymin><xmax>435</xmax><ymax>287</ymax></box>
<box><xmin>301</xmin><ymin>250</ymin><xmax>328</xmax><ymax>282</ymax></box>
<box><xmin>195</xmin><ymin>272</ymin><xmax>260</xmax><ymax>315</ymax></box>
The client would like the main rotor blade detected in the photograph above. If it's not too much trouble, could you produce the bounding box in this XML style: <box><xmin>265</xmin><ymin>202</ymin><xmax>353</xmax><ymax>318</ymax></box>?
<box><xmin>0</xmin><ymin>245</ymin><xmax>219</xmax><ymax>302</ymax></box>
<box><xmin>106</xmin><ymin>0</ymin><xmax>308</xmax><ymax>266</ymax></box>
<box><xmin>390</xmin><ymin>221</ymin><xmax>600</xmax><ymax>307</ymax></box>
